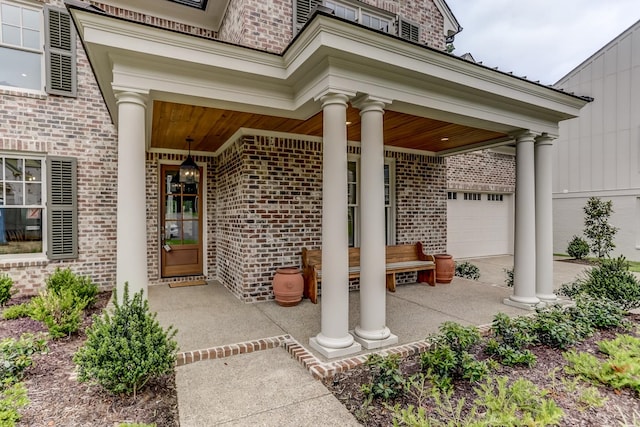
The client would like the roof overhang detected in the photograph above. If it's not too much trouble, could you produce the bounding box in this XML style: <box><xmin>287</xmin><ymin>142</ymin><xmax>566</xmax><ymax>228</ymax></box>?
<box><xmin>68</xmin><ymin>4</ymin><xmax>590</xmax><ymax>155</ymax></box>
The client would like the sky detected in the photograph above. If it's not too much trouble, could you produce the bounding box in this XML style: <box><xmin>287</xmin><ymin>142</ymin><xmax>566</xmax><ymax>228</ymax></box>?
<box><xmin>446</xmin><ymin>0</ymin><xmax>640</xmax><ymax>85</ymax></box>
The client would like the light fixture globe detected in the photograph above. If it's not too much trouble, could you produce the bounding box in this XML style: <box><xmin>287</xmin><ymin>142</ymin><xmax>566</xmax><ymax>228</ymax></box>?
<box><xmin>179</xmin><ymin>137</ymin><xmax>200</xmax><ymax>184</ymax></box>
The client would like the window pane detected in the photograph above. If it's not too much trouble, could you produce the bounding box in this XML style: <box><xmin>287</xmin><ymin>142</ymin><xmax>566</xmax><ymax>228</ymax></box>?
<box><xmin>1</xmin><ymin>4</ymin><xmax>20</xmax><ymax>26</ymax></box>
<box><xmin>5</xmin><ymin>158</ymin><xmax>22</xmax><ymax>180</ymax></box>
<box><xmin>0</xmin><ymin>47</ymin><xmax>41</xmax><ymax>90</ymax></box>
<box><xmin>25</xmin><ymin>159</ymin><xmax>40</xmax><ymax>181</ymax></box>
<box><xmin>22</xmin><ymin>28</ymin><xmax>38</xmax><ymax>49</ymax></box>
<box><xmin>348</xmin><ymin>206</ymin><xmax>355</xmax><ymax>247</ymax></box>
<box><xmin>25</xmin><ymin>183</ymin><xmax>40</xmax><ymax>205</ymax></box>
<box><xmin>1</xmin><ymin>24</ymin><xmax>20</xmax><ymax>45</ymax></box>
<box><xmin>165</xmin><ymin>220</ymin><xmax>180</xmax><ymax>240</ymax></box>
<box><xmin>347</xmin><ymin>161</ymin><xmax>357</xmax><ymax>182</ymax></box>
<box><xmin>348</xmin><ymin>183</ymin><xmax>356</xmax><ymax>205</ymax></box>
<box><xmin>5</xmin><ymin>182</ymin><xmax>23</xmax><ymax>205</ymax></box>
<box><xmin>0</xmin><ymin>207</ymin><xmax>42</xmax><ymax>254</ymax></box>
<box><xmin>182</xmin><ymin>221</ymin><xmax>198</xmax><ymax>244</ymax></box>
<box><xmin>345</xmin><ymin>9</ymin><xmax>356</xmax><ymax>21</ymax></box>
<box><xmin>21</xmin><ymin>8</ymin><xmax>39</xmax><ymax>30</ymax></box>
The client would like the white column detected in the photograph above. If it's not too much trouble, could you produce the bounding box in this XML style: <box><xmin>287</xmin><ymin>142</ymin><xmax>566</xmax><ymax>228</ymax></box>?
<box><xmin>535</xmin><ymin>134</ymin><xmax>556</xmax><ymax>301</ymax></box>
<box><xmin>352</xmin><ymin>95</ymin><xmax>398</xmax><ymax>349</ymax></box>
<box><xmin>310</xmin><ymin>92</ymin><xmax>361</xmax><ymax>358</ymax></box>
<box><xmin>506</xmin><ymin>131</ymin><xmax>540</xmax><ymax>308</ymax></box>
<box><xmin>115</xmin><ymin>90</ymin><xmax>148</xmax><ymax>298</ymax></box>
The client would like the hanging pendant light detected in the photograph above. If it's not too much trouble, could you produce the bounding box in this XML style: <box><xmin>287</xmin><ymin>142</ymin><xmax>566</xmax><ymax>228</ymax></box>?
<box><xmin>179</xmin><ymin>137</ymin><xmax>200</xmax><ymax>184</ymax></box>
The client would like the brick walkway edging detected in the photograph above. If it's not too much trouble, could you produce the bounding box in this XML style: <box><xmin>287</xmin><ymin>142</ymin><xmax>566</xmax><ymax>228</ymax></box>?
<box><xmin>175</xmin><ymin>321</ymin><xmax>493</xmax><ymax>380</ymax></box>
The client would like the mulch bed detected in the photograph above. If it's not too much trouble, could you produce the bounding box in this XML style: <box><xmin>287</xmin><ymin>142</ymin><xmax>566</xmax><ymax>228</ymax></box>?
<box><xmin>0</xmin><ymin>292</ymin><xmax>179</xmax><ymax>427</ymax></box>
<box><xmin>325</xmin><ymin>314</ymin><xmax>640</xmax><ymax>426</ymax></box>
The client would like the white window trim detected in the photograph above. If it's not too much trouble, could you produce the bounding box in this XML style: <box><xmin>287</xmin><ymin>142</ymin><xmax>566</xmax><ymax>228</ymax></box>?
<box><xmin>348</xmin><ymin>156</ymin><xmax>396</xmax><ymax>247</ymax></box>
<box><xmin>0</xmin><ymin>0</ymin><xmax>45</xmax><ymax>94</ymax></box>
<box><xmin>0</xmin><ymin>152</ymin><xmax>47</xmax><ymax>259</ymax></box>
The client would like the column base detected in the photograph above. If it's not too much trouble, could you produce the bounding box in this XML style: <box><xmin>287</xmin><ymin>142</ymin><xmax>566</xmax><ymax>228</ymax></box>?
<box><xmin>309</xmin><ymin>337</ymin><xmax>362</xmax><ymax>359</ymax></box>
<box><xmin>536</xmin><ymin>293</ymin><xmax>558</xmax><ymax>302</ymax></box>
<box><xmin>352</xmin><ymin>331</ymin><xmax>398</xmax><ymax>350</ymax></box>
<box><xmin>503</xmin><ymin>297</ymin><xmax>540</xmax><ymax>311</ymax></box>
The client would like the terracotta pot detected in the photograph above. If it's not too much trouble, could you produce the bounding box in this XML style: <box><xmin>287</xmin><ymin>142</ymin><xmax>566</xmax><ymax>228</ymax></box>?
<box><xmin>435</xmin><ymin>254</ymin><xmax>454</xmax><ymax>284</ymax></box>
<box><xmin>273</xmin><ymin>267</ymin><xmax>304</xmax><ymax>307</ymax></box>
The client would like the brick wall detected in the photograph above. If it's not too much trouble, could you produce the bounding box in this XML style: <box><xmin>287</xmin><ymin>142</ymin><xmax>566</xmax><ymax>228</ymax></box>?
<box><xmin>217</xmin><ymin>0</ymin><xmax>447</xmax><ymax>54</ymax></box>
<box><xmin>446</xmin><ymin>150</ymin><xmax>515</xmax><ymax>193</ymax></box>
<box><xmin>0</xmin><ymin>0</ymin><xmax>118</xmax><ymax>294</ymax></box>
<box><xmin>214</xmin><ymin>134</ymin><xmax>447</xmax><ymax>302</ymax></box>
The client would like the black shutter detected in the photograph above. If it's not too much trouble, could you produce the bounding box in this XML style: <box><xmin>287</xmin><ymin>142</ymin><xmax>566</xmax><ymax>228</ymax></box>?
<box><xmin>295</xmin><ymin>0</ymin><xmax>322</xmax><ymax>31</ymax></box>
<box><xmin>399</xmin><ymin>19</ymin><xmax>420</xmax><ymax>43</ymax></box>
<box><xmin>47</xmin><ymin>157</ymin><xmax>78</xmax><ymax>260</ymax></box>
<box><xmin>45</xmin><ymin>6</ymin><xmax>76</xmax><ymax>97</ymax></box>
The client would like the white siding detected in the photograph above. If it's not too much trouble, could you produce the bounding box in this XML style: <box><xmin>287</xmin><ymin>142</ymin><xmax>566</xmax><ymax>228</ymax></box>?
<box><xmin>553</xmin><ymin>21</ymin><xmax>640</xmax><ymax>259</ymax></box>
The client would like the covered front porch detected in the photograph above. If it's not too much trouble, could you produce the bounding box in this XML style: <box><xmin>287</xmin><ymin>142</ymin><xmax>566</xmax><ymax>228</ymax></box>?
<box><xmin>69</xmin><ymin>5</ymin><xmax>589</xmax><ymax>358</ymax></box>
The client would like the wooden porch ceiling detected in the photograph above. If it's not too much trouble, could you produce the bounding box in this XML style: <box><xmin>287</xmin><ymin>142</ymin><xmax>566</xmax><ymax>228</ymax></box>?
<box><xmin>151</xmin><ymin>100</ymin><xmax>507</xmax><ymax>153</ymax></box>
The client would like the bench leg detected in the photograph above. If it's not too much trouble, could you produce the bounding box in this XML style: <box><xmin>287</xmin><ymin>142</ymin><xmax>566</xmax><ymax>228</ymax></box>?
<box><xmin>418</xmin><ymin>270</ymin><xmax>436</xmax><ymax>287</ymax></box>
<box><xmin>386</xmin><ymin>274</ymin><xmax>396</xmax><ymax>292</ymax></box>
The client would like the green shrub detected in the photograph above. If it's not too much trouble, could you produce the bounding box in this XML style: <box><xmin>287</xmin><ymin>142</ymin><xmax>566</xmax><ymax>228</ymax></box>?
<box><xmin>455</xmin><ymin>261</ymin><xmax>480</xmax><ymax>280</ymax></box>
<box><xmin>532</xmin><ymin>305</ymin><xmax>580</xmax><ymax>350</ymax></box>
<box><xmin>0</xmin><ymin>333</ymin><xmax>48</xmax><ymax>385</ymax></box>
<box><xmin>2</xmin><ymin>302</ymin><xmax>32</xmax><ymax>320</ymax></box>
<box><xmin>0</xmin><ymin>275</ymin><xmax>14</xmax><ymax>307</ymax></box>
<box><xmin>0</xmin><ymin>382</ymin><xmax>29</xmax><ymax>426</ymax></box>
<box><xmin>361</xmin><ymin>354</ymin><xmax>405</xmax><ymax>400</ymax></box>
<box><xmin>30</xmin><ymin>288</ymin><xmax>87</xmax><ymax>339</ymax></box>
<box><xmin>46</xmin><ymin>268</ymin><xmax>98</xmax><ymax>308</ymax></box>
<box><xmin>421</xmin><ymin>322</ymin><xmax>488</xmax><ymax>389</ymax></box>
<box><xmin>569</xmin><ymin>296</ymin><xmax>626</xmax><ymax>331</ymax></box>
<box><xmin>485</xmin><ymin>313</ymin><xmax>537</xmax><ymax>367</ymax></box>
<box><xmin>74</xmin><ymin>283</ymin><xmax>177</xmax><ymax>397</ymax></box>
<box><xmin>561</xmin><ymin>256</ymin><xmax>640</xmax><ymax>310</ymax></box>
<box><xmin>567</xmin><ymin>235</ymin><xmax>590</xmax><ymax>260</ymax></box>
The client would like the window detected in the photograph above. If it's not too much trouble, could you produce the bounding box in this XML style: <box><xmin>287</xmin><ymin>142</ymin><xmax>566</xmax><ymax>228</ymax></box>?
<box><xmin>0</xmin><ymin>155</ymin><xmax>43</xmax><ymax>255</ymax></box>
<box><xmin>295</xmin><ymin>0</ymin><xmax>392</xmax><ymax>34</ymax></box>
<box><xmin>447</xmin><ymin>191</ymin><xmax>457</xmax><ymax>200</ymax></box>
<box><xmin>463</xmin><ymin>192</ymin><xmax>481</xmax><ymax>201</ymax></box>
<box><xmin>0</xmin><ymin>3</ymin><xmax>75</xmax><ymax>96</ymax></box>
<box><xmin>0</xmin><ymin>1</ymin><xmax>42</xmax><ymax>91</ymax></box>
<box><xmin>0</xmin><ymin>154</ymin><xmax>76</xmax><ymax>258</ymax></box>
<box><xmin>348</xmin><ymin>158</ymin><xmax>396</xmax><ymax>247</ymax></box>
<box><xmin>488</xmin><ymin>194</ymin><xmax>504</xmax><ymax>202</ymax></box>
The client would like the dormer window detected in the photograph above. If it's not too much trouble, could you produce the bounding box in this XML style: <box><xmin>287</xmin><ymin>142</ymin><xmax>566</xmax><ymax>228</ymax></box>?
<box><xmin>296</xmin><ymin>0</ymin><xmax>393</xmax><ymax>34</ymax></box>
<box><xmin>168</xmin><ymin>0</ymin><xmax>208</xmax><ymax>10</ymax></box>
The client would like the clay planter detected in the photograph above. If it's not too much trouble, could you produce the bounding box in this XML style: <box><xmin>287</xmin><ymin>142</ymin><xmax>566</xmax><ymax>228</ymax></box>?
<box><xmin>435</xmin><ymin>254</ymin><xmax>455</xmax><ymax>284</ymax></box>
<box><xmin>272</xmin><ymin>267</ymin><xmax>304</xmax><ymax>307</ymax></box>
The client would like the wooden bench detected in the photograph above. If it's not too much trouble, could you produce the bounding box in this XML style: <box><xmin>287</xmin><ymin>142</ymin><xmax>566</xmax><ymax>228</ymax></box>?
<box><xmin>301</xmin><ymin>242</ymin><xmax>436</xmax><ymax>304</ymax></box>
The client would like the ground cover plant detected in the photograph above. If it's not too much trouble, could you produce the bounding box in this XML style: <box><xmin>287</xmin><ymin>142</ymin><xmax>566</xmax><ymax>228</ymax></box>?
<box><xmin>0</xmin><ymin>287</ymin><xmax>178</xmax><ymax>426</ymax></box>
<box><xmin>454</xmin><ymin>262</ymin><xmax>480</xmax><ymax>280</ymax></box>
<box><xmin>326</xmin><ymin>308</ymin><xmax>640</xmax><ymax>426</ymax></box>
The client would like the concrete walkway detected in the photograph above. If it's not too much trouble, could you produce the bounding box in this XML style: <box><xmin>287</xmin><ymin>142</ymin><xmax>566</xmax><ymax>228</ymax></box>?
<box><xmin>148</xmin><ymin>255</ymin><xmax>590</xmax><ymax>426</ymax></box>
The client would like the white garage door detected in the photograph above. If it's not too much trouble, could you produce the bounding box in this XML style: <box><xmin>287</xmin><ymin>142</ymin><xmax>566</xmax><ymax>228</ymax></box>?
<box><xmin>447</xmin><ymin>192</ymin><xmax>513</xmax><ymax>259</ymax></box>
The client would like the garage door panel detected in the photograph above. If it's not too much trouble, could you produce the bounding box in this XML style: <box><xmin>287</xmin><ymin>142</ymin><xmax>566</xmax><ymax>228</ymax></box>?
<box><xmin>447</xmin><ymin>195</ymin><xmax>513</xmax><ymax>259</ymax></box>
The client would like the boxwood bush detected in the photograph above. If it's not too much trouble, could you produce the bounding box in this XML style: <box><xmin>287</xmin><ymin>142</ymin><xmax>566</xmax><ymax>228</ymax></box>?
<box><xmin>74</xmin><ymin>283</ymin><xmax>177</xmax><ymax>397</ymax></box>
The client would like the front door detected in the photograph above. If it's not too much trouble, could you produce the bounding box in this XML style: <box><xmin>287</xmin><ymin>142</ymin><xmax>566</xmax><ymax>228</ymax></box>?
<box><xmin>160</xmin><ymin>165</ymin><xmax>203</xmax><ymax>277</ymax></box>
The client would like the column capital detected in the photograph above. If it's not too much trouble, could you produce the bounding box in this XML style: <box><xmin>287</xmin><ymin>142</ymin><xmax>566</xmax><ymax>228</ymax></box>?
<box><xmin>535</xmin><ymin>133</ymin><xmax>556</xmax><ymax>146</ymax></box>
<box><xmin>113</xmin><ymin>87</ymin><xmax>149</xmax><ymax>108</ymax></box>
<box><xmin>351</xmin><ymin>94</ymin><xmax>392</xmax><ymax>114</ymax></box>
<box><xmin>513</xmin><ymin>130</ymin><xmax>539</xmax><ymax>143</ymax></box>
<box><xmin>314</xmin><ymin>89</ymin><xmax>356</xmax><ymax>107</ymax></box>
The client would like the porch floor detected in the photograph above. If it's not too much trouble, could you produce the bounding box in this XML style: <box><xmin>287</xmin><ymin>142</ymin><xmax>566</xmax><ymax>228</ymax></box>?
<box><xmin>148</xmin><ymin>255</ymin><xmax>591</xmax><ymax>362</ymax></box>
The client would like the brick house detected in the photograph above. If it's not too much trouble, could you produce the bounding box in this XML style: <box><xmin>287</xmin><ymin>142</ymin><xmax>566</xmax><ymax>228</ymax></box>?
<box><xmin>1</xmin><ymin>0</ymin><xmax>587</xmax><ymax>357</ymax></box>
